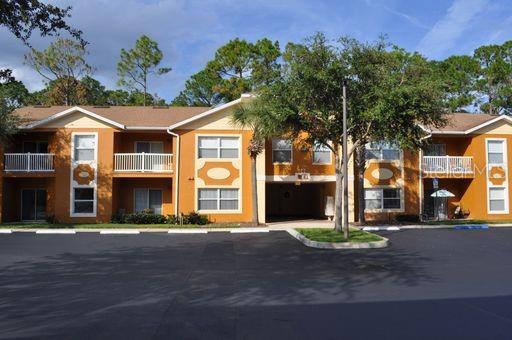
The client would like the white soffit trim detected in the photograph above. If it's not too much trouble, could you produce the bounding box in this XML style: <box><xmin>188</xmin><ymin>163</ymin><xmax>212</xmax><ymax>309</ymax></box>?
<box><xmin>22</xmin><ymin>106</ymin><xmax>126</xmax><ymax>130</ymax></box>
<box><xmin>167</xmin><ymin>96</ymin><xmax>252</xmax><ymax>130</ymax></box>
<box><xmin>430</xmin><ymin>115</ymin><xmax>512</xmax><ymax>135</ymax></box>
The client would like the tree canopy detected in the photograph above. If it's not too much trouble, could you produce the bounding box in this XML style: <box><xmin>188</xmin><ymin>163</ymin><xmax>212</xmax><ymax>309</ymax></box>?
<box><xmin>117</xmin><ymin>35</ymin><xmax>171</xmax><ymax>106</ymax></box>
<box><xmin>173</xmin><ymin>38</ymin><xmax>281</xmax><ymax>105</ymax></box>
<box><xmin>241</xmin><ymin>33</ymin><xmax>446</xmax><ymax>234</ymax></box>
<box><xmin>24</xmin><ymin>38</ymin><xmax>93</xmax><ymax>105</ymax></box>
<box><xmin>0</xmin><ymin>0</ymin><xmax>82</xmax><ymax>44</ymax></box>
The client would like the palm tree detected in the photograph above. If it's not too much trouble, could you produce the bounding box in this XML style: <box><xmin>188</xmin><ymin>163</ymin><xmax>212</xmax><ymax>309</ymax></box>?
<box><xmin>232</xmin><ymin>98</ymin><xmax>282</xmax><ymax>225</ymax></box>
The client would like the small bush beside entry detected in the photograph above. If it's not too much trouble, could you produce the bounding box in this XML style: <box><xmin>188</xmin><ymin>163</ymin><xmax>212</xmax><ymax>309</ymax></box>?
<box><xmin>110</xmin><ymin>210</ymin><xmax>210</xmax><ymax>225</ymax></box>
<box><xmin>395</xmin><ymin>214</ymin><xmax>420</xmax><ymax>223</ymax></box>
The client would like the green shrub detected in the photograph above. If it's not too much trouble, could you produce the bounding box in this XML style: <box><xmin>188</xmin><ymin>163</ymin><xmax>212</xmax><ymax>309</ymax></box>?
<box><xmin>395</xmin><ymin>214</ymin><xmax>419</xmax><ymax>223</ymax></box>
<box><xmin>111</xmin><ymin>211</ymin><xmax>209</xmax><ymax>225</ymax></box>
<box><xmin>186</xmin><ymin>211</ymin><xmax>209</xmax><ymax>225</ymax></box>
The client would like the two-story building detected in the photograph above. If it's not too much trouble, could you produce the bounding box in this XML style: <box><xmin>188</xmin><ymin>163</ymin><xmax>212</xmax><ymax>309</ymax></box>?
<box><xmin>1</xmin><ymin>95</ymin><xmax>511</xmax><ymax>224</ymax></box>
<box><xmin>359</xmin><ymin>113</ymin><xmax>512</xmax><ymax>222</ymax></box>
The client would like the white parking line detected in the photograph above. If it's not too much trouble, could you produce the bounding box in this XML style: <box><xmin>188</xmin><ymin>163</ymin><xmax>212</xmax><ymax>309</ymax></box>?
<box><xmin>230</xmin><ymin>228</ymin><xmax>270</xmax><ymax>233</ymax></box>
<box><xmin>100</xmin><ymin>230</ymin><xmax>140</xmax><ymax>235</ymax></box>
<box><xmin>168</xmin><ymin>230</ymin><xmax>208</xmax><ymax>234</ymax></box>
<box><xmin>36</xmin><ymin>230</ymin><xmax>76</xmax><ymax>234</ymax></box>
<box><xmin>0</xmin><ymin>229</ymin><xmax>12</xmax><ymax>234</ymax></box>
<box><xmin>362</xmin><ymin>226</ymin><xmax>401</xmax><ymax>232</ymax></box>
<box><xmin>362</xmin><ymin>227</ymin><xmax>380</xmax><ymax>231</ymax></box>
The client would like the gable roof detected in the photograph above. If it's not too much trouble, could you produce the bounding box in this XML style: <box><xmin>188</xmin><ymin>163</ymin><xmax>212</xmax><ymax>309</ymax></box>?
<box><xmin>167</xmin><ymin>94</ymin><xmax>254</xmax><ymax>130</ymax></box>
<box><xmin>15</xmin><ymin>105</ymin><xmax>211</xmax><ymax>130</ymax></box>
<box><xmin>428</xmin><ymin>113</ymin><xmax>506</xmax><ymax>135</ymax></box>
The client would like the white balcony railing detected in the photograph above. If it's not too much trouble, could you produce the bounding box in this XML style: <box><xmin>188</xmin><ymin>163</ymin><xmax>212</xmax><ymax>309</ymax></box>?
<box><xmin>4</xmin><ymin>153</ymin><xmax>55</xmax><ymax>172</ymax></box>
<box><xmin>423</xmin><ymin>156</ymin><xmax>473</xmax><ymax>174</ymax></box>
<box><xmin>114</xmin><ymin>153</ymin><xmax>173</xmax><ymax>172</ymax></box>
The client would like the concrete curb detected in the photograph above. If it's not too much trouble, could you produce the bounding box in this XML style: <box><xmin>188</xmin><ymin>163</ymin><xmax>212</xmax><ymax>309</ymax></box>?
<box><xmin>286</xmin><ymin>228</ymin><xmax>389</xmax><ymax>249</ymax></box>
<box><xmin>0</xmin><ymin>229</ymin><xmax>12</xmax><ymax>234</ymax></box>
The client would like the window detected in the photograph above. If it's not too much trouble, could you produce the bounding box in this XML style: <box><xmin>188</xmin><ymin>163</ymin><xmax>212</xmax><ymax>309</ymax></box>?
<box><xmin>23</xmin><ymin>141</ymin><xmax>48</xmax><ymax>153</ymax></box>
<box><xmin>134</xmin><ymin>189</ymin><xmax>163</xmax><ymax>214</ymax></box>
<box><xmin>198</xmin><ymin>136</ymin><xmax>239</xmax><ymax>159</ymax></box>
<box><xmin>487</xmin><ymin>140</ymin><xmax>504</xmax><ymax>164</ymax></box>
<box><xmin>364</xmin><ymin>188</ymin><xmax>401</xmax><ymax>210</ymax></box>
<box><xmin>313</xmin><ymin>142</ymin><xmax>331</xmax><ymax>164</ymax></box>
<box><xmin>365</xmin><ymin>141</ymin><xmax>400</xmax><ymax>161</ymax></box>
<box><xmin>198</xmin><ymin>188</ymin><xmax>239</xmax><ymax>211</ymax></box>
<box><xmin>272</xmin><ymin>138</ymin><xmax>292</xmax><ymax>163</ymax></box>
<box><xmin>74</xmin><ymin>135</ymin><xmax>96</xmax><ymax>161</ymax></box>
<box><xmin>489</xmin><ymin>187</ymin><xmax>506</xmax><ymax>212</ymax></box>
<box><xmin>135</xmin><ymin>142</ymin><xmax>164</xmax><ymax>154</ymax></box>
<box><xmin>73</xmin><ymin>188</ymin><xmax>94</xmax><ymax>214</ymax></box>
<box><xmin>423</xmin><ymin>144</ymin><xmax>446</xmax><ymax>156</ymax></box>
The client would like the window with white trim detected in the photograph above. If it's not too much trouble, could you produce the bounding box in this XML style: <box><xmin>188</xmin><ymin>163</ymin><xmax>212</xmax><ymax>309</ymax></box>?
<box><xmin>487</xmin><ymin>140</ymin><xmax>504</xmax><ymax>164</ymax></box>
<box><xmin>134</xmin><ymin>189</ymin><xmax>163</xmax><ymax>214</ymax></box>
<box><xmin>74</xmin><ymin>135</ymin><xmax>96</xmax><ymax>161</ymax></box>
<box><xmin>73</xmin><ymin>188</ymin><xmax>94</xmax><ymax>214</ymax></box>
<box><xmin>198</xmin><ymin>188</ymin><xmax>239</xmax><ymax>211</ymax></box>
<box><xmin>364</xmin><ymin>188</ymin><xmax>401</xmax><ymax>210</ymax></box>
<box><xmin>198</xmin><ymin>136</ymin><xmax>239</xmax><ymax>159</ymax></box>
<box><xmin>489</xmin><ymin>187</ymin><xmax>506</xmax><ymax>212</ymax></box>
<box><xmin>313</xmin><ymin>142</ymin><xmax>331</xmax><ymax>164</ymax></box>
<box><xmin>272</xmin><ymin>138</ymin><xmax>292</xmax><ymax>163</ymax></box>
<box><xmin>135</xmin><ymin>142</ymin><xmax>164</xmax><ymax>153</ymax></box>
<box><xmin>365</xmin><ymin>141</ymin><xmax>400</xmax><ymax>161</ymax></box>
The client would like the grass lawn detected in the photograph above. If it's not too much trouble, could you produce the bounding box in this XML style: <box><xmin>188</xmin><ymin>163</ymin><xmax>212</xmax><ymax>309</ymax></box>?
<box><xmin>0</xmin><ymin>223</ymin><xmax>241</xmax><ymax>229</ymax></box>
<box><xmin>296</xmin><ymin>228</ymin><xmax>383</xmax><ymax>243</ymax></box>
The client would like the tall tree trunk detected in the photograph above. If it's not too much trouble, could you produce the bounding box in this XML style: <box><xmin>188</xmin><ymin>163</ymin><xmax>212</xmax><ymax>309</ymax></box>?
<box><xmin>356</xmin><ymin>144</ymin><xmax>366</xmax><ymax>224</ymax></box>
<box><xmin>250</xmin><ymin>156</ymin><xmax>259</xmax><ymax>226</ymax></box>
<box><xmin>143</xmin><ymin>71</ymin><xmax>147</xmax><ymax>106</ymax></box>
<box><xmin>334</xmin><ymin>152</ymin><xmax>343</xmax><ymax>232</ymax></box>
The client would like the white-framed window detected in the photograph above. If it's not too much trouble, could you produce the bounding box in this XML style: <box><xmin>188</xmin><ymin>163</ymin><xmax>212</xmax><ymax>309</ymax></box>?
<box><xmin>198</xmin><ymin>188</ymin><xmax>239</xmax><ymax>211</ymax></box>
<box><xmin>134</xmin><ymin>188</ymin><xmax>163</xmax><ymax>214</ymax></box>
<box><xmin>73</xmin><ymin>188</ymin><xmax>94</xmax><ymax>214</ymax></box>
<box><xmin>272</xmin><ymin>138</ymin><xmax>292</xmax><ymax>163</ymax></box>
<box><xmin>135</xmin><ymin>141</ymin><xmax>164</xmax><ymax>154</ymax></box>
<box><xmin>487</xmin><ymin>140</ymin><xmax>504</xmax><ymax>164</ymax></box>
<box><xmin>313</xmin><ymin>142</ymin><xmax>331</xmax><ymax>164</ymax></box>
<box><xmin>365</xmin><ymin>141</ymin><xmax>400</xmax><ymax>161</ymax></box>
<box><xmin>198</xmin><ymin>136</ymin><xmax>239</xmax><ymax>159</ymax></box>
<box><xmin>73</xmin><ymin>134</ymin><xmax>96</xmax><ymax>162</ymax></box>
<box><xmin>364</xmin><ymin>188</ymin><xmax>401</xmax><ymax>210</ymax></box>
<box><xmin>489</xmin><ymin>187</ymin><xmax>507</xmax><ymax>213</ymax></box>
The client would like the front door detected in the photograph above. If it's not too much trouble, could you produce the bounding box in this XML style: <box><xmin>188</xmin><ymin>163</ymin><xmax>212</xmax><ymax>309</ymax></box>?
<box><xmin>21</xmin><ymin>189</ymin><xmax>47</xmax><ymax>221</ymax></box>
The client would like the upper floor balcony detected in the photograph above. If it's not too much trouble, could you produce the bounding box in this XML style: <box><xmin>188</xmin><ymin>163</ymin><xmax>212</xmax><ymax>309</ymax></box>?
<box><xmin>4</xmin><ymin>153</ymin><xmax>55</xmax><ymax>172</ymax></box>
<box><xmin>114</xmin><ymin>153</ymin><xmax>173</xmax><ymax>173</ymax></box>
<box><xmin>422</xmin><ymin>155</ymin><xmax>474</xmax><ymax>178</ymax></box>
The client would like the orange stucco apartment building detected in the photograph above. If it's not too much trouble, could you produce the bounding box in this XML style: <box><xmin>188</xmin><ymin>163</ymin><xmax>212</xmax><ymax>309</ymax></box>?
<box><xmin>1</xmin><ymin>94</ymin><xmax>511</xmax><ymax>224</ymax></box>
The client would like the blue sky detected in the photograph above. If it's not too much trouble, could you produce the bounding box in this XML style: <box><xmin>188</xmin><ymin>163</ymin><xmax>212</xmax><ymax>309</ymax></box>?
<box><xmin>0</xmin><ymin>0</ymin><xmax>511</xmax><ymax>102</ymax></box>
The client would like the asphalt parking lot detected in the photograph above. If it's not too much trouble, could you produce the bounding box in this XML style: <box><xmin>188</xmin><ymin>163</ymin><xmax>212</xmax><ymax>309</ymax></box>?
<box><xmin>1</xmin><ymin>228</ymin><xmax>512</xmax><ymax>339</ymax></box>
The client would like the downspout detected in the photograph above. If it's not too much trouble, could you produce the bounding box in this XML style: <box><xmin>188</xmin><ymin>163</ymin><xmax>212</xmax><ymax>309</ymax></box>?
<box><xmin>167</xmin><ymin>129</ymin><xmax>180</xmax><ymax>216</ymax></box>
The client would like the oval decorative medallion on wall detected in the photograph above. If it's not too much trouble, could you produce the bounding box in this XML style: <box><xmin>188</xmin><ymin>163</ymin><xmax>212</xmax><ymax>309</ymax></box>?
<box><xmin>207</xmin><ymin>167</ymin><xmax>231</xmax><ymax>180</ymax></box>
<box><xmin>73</xmin><ymin>164</ymin><xmax>95</xmax><ymax>185</ymax></box>
<box><xmin>489</xmin><ymin>166</ymin><xmax>506</xmax><ymax>186</ymax></box>
<box><xmin>365</xmin><ymin>162</ymin><xmax>401</xmax><ymax>186</ymax></box>
<box><xmin>197</xmin><ymin>161</ymin><xmax>239</xmax><ymax>186</ymax></box>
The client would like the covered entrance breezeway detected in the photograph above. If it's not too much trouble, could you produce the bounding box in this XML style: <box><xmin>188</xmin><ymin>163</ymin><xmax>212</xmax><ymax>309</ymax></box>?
<box><xmin>265</xmin><ymin>181</ymin><xmax>335</xmax><ymax>222</ymax></box>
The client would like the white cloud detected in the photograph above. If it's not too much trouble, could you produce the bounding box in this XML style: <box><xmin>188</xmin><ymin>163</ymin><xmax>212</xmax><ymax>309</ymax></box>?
<box><xmin>417</xmin><ymin>0</ymin><xmax>489</xmax><ymax>59</ymax></box>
